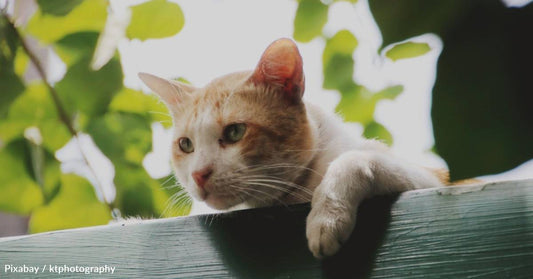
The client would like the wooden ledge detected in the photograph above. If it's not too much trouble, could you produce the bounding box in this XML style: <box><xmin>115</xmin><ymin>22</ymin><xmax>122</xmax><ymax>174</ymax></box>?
<box><xmin>1</xmin><ymin>179</ymin><xmax>533</xmax><ymax>278</ymax></box>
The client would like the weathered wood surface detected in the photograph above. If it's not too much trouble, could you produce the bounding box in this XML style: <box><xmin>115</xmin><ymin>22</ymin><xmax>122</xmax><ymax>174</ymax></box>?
<box><xmin>1</xmin><ymin>179</ymin><xmax>532</xmax><ymax>278</ymax></box>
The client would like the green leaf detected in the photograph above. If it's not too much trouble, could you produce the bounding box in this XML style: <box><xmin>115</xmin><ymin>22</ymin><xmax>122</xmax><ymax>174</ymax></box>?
<box><xmin>4</xmin><ymin>83</ymin><xmax>71</xmax><ymax>151</ymax></box>
<box><xmin>113</xmin><ymin>164</ymin><xmax>191</xmax><ymax>218</ymax></box>
<box><xmin>368</xmin><ymin>0</ymin><xmax>472</xmax><ymax>49</ymax></box>
<box><xmin>323</xmin><ymin>30</ymin><xmax>358</xmax><ymax>65</ymax></box>
<box><xmin>293</xmin><ymin>0</ymin><xmax>329</xmax><ymax>42</ymax></box>
<box><xmin>126</xmin><ymin>0</ymin><xmax>185</xmax><ymax>41</ymax></box>
<box><xmin>0</xmin><ymin>15</ymin><xmax>25</xmax><ymax>118</ymax></box>
<box><xmin>322</xmin><ymin>30</ymin><xmax>358</xmax><ymax>92</ymax></box>
<box><xmin>385</xmin><ymin>41</ymin><xmax>431</xmax><ymax>61</ymax></box>
<box><xmin>87</xmin><ymin>112</ymin><xmax>152</xmax><ymax>166</ymax></box>
<box><xmin>113</xmin><ymin>164</ymin><xmax>154</xmax><ymax>217</ymax></box>
<box><xmin>56</xmin><ymin>55</ymin><xmax>123</xmax><ymax>118</ymax></box>
<box><xmin>0</xmin><ymin>68</ymin><xmax>25</xmax><ymax>119</ymax></box>
<box><xmin>39</xmin><ymin>121</ymin><xmax>72</xmax><ymax>152</ymax></box>
<box><xmin>373</xmin><ymin>85</ymin><xmax>403</xmax><ymax>101</ymax></box>
<box><xmin>119</xmin><ymin>180</ymin><xmax>155</xmax><ymax>217</ymax></box>
<box><xmin>26</xmin><ymin>0</ymin><xmax>107</xmax><ymax>43</ymax></box>
<box><xmin>109</xmin><ymin>88</ymin><xmax>172</xmax><ymax>128</ymax></box>
<box><xmin>87</xmin><ymin>111</ymin><xmax>188</xmax><ymax>218</ymax></box>
<box><xmin>54</xmin><ymin>32</ymin><xmax>99</xmax><ymax>66</ymax></box>
<box><xmin>336</xmin><ymin>85</ymin><xmax>402</xmax><ymax>125</ymax></box>
<box><xmin>8</xmin><ymin>84</ymin><xmax>58</xmax><ymax>125</ymax></box>
<box><xmin>0</xmin><ymin>120</ymin><xmax>26</xmax><ymax>145</ymax></box>
<box><xmin>36</xmin><ymin>0</ymin><xmax>84</xmax><ymax>16</ymax></box>
<box><xmin>25</xmin><ymin>135</ymin><xmax>62</xmax><ymax>203</ymax></box>
<box><xmin>335</xmin><ymin>86</ymin><xmax>372</xmax><ymax>124</ymax></box>
<box><xmin>42</xmin><ymin>151</ymin><xmax>61</xmax><ymax>203</ymax></box>
<box><xmin>29</xmin><ymin>174</ymin><xmax>111</xmax><ymax>233</ymax></box>
<box><xmin>0</xmin><ymin>140</ymin><xmax>44</xmax><ymax>214</ymax></box>
<box><xmin>0</xmin><ymin>118</ymin><xmax>71</xmax><ymax>153</ymax></box>
<box><xmin>431</xmin><ymin>2</ymin><xmax>533</xmax><ymax>179</ymax></box>
<box><xmin>323</xmin><ymin>54</ymin><xmax>355</xmax><ymax>92</ymax></box>
<box><xmin>14</xmin><ymin>47</ymin><xmax>29</xmax><ymax>76</ymax></box>
<box><xmin>364</xmin><ymin>121</ymin><xmax>393</xmax><ymax>145</ymax></box>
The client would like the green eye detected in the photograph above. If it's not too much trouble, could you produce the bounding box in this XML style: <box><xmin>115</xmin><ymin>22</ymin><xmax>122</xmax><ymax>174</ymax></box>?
<box><xmin>223</xmin><ymin>123</ymin><xmax>247</xmax><ymax>144</ymax></box>
<box><xmin>178</xmin><ymin>137</ymin><xmax>194</xmax><ymax>153</ymax></box>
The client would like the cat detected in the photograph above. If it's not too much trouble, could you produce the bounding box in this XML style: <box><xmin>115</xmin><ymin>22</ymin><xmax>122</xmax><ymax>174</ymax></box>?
<box><xmin>138</xmin><ymin>38</ymin><xmax>447</xmax><ymax>259</ymax></box>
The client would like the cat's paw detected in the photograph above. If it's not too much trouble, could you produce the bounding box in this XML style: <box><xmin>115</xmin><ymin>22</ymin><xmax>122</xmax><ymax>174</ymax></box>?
<box><xmin>306</xmin><ymin>197</ymin><xmax>356</xmax><ymax>259</ymax></box>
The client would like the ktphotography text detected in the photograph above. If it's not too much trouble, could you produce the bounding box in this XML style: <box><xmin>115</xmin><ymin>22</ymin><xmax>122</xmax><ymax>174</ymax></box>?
<box><xmin>4</xmin><ymin>264</ymin><xmax>116</xmax><ymax>275</ymax></box>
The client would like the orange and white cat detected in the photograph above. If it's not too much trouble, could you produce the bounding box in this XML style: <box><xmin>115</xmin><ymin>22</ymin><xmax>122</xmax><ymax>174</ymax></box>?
<box><xmin>139</xmin><ymin>38</ymin><xmax>443</xmax><ymax>258</ymax></box>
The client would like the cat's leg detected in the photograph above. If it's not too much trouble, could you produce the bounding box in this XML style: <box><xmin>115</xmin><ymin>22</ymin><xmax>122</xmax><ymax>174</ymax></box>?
<box><xmin>306</xmin><ymin>150</ymin><xmax>441</xmax><ymax>258</ymax></box>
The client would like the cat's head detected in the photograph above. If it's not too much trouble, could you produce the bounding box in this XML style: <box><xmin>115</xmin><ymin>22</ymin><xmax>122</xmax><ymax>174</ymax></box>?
<box><xmin>139</xmin><ymin>39</ymin><xmax>316</xmax><ymax>210</ymax></box>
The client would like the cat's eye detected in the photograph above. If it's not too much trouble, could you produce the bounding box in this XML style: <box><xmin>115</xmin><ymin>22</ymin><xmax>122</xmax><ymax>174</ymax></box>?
<box><xmin>178</xmin><ymin>137</ymin><xmax>194</xmax><ymax>153</ymax></box>
<box><xmin>222</xmin><ymin>123</ymin><xmax>247</xmax><ymax>144</ymax></box>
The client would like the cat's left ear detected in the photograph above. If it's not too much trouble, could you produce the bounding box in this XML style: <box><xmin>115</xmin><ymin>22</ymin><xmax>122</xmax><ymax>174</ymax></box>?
<box><xmin>138</xmin><ymin>72</ymin><xmax>195</xmax><ymax>107</ymax></box>
<box><xmin>249</xmin><ymin>38</ymin><xmax>305</xmax><ymax>104</ymax></box>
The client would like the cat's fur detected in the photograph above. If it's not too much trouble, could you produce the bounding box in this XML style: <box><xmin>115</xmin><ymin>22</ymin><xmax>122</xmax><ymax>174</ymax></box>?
<box><xmin>139</xmin><ymin>38</ymin><xmax>445</xmax><ymax>258</ymax></box>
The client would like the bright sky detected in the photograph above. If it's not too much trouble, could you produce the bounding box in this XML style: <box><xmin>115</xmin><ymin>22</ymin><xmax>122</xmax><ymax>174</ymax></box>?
<box><xmin>56</xmin><ymin>0</ymin><xmax>533</xmax><ymax>215</ymax></box>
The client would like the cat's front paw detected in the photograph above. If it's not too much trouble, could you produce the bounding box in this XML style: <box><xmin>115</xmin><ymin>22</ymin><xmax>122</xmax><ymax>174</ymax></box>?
<box><xmin>306</xmin><ymin>198</ymin><xmax>356</xmax><ymax>259</ymax></box>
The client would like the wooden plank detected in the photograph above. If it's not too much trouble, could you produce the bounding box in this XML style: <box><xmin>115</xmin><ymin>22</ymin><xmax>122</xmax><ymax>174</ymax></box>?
<box><xmin>1</xmin><ymin>180</ymin><xmax>532</xmax><ymax>278</ymax></box>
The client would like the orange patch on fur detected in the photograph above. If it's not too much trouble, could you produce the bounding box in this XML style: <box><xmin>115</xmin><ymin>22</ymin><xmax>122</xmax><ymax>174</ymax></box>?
<box><xmin>429</xmin><ymin>168</ymin><xmax>482</xmax><ymax>186</ymax></box>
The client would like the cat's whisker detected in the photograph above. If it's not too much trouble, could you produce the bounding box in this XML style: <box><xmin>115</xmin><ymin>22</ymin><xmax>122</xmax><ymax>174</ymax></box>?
<box><xmin>236</xmin><ymin>162</ymin><xmax>307</xmax><ymax>172</ymax></box>
<box><xmin>244</xmin><ymin>181</ymin><xmax>311</xmax><ymax>202</ymax></box>
<box><xmin>208</xmin><ymin>214</ymin><xmax>218</xmax><ymax>227</ymax></box>
<box><xmin>160</xmin><ymin>175</ymin><xmax>179</xmax><ymax>189</ymax></box>
<box><xmin>205</xmin><ymin>214</ymin><xmax>214</xmax><ymax>226</ymax></box>
<box><xmin>160</xmin><ymin>190</ymin><xmax>192</xmax><ymax>218</ymax></box>
<box><xmin>238</xmin><ymin>173</ymin><xmax>314</xmax><ymax>193</ymax></box>
<box><xmin>284</xmin><ymin>147</ymin><xmax>331</xmax><ymax>152</ymax></box>
<box><xmin>243</xmin><ymin>163</ymin><xmax>324</xmax><ymax>178</ymax></box>
<box><xmin>237</xmin><ymin>182</ymin><xmax>291</xmax><ymax>205</ymax></box>
<box><xmin>245</xmin><ymin>177</ymin><xmax>314</xmax><ymax>196</ymax></box>
<box><xmin>170</xmin><ymin>193</ymin><xmax>191</xmax><ymax>209</ymax></box>
<box><xmin>162</xmin><ymin>182</ymin><xmax>183</xmax><ymax>190</ymax></box>
<box><xmin>229</xmin><ymin>183</ymin><xmax>287</xmax><ymax>207</ymax></box>
<box><xmin>225</xmin><ymin>186</ymin><xmax>251</xmax><ymax>205</ymax></box>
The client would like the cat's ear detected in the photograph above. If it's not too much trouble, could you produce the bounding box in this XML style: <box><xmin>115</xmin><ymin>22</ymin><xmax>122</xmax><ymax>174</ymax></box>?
<box><xmin>249</xmin><ymin>38</ymin><xmax>305</xmax><ymax>103</ymax></box>
<box><xmin>138</xmin><ymin>72</ymin><xmax>195</xmax><ymax>106</ymax></box>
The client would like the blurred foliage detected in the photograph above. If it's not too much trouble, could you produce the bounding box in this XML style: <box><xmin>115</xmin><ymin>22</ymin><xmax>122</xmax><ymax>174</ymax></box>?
<box><xmin>29</xmin><ymin>174</ymin><xmax>111</xmax><ymax>233</ymax></box>
<box><xmin>369</xmin><ymin>0</ymin><xmax>533</xmax><ymax>180</ymax></box>
<box><xmin>296</xmin><ymin>0</ymin><xmax>533</xmax><ymax>179</ymax></box>
<box><xmin>0</xmin><ymin>14</ymin><xmax>24</xmax><ymax>118</ymax></box>
<box><xmin>293</xmin><ymin>1</ymin><xmax>429</xmax><ymax>145</ymax></box>
<box><xmin>0</xmin><ymin>0</ymin><xmax>189</xmax><ymax>233</ymax></box>
<box><xmin>293</xmin><ymin>0</ymin><xmax>328</xmax><ymax>43</ymax></box>
<box><xmin>127</xmin><ymin>0</ymin><xmax>185</xmax><ymax>41</ymax></box>
<box><xmin>385</xmin><ymin>42</ymin><xmax>430</xmax><ymax>62</ymax></box>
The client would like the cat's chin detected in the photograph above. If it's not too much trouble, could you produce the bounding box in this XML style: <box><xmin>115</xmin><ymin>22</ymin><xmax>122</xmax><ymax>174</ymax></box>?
<box><xmin>204</xmin><ymin>193</ymin><xmax>240</xmax><ymax>210</ymax></box>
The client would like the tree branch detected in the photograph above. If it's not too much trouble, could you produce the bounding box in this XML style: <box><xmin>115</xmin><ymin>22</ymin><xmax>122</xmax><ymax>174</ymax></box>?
<box><xmin>4</xmin><ymin>14</ymin><xmax>76</xmax><ymax>136</ymax></box>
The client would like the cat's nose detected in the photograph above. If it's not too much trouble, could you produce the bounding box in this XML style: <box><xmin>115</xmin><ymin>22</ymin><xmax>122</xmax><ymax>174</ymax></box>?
<box><xmin>192</xmin><ymin>167</ymin><xmax>213</xmax><ymax>189</ymax></box>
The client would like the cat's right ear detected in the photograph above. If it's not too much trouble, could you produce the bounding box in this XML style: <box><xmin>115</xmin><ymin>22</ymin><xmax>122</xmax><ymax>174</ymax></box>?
<box><xmin>249</xmin><ymin>38</ymin><xmax>305</xmax><ymax>104</ymax></box>
<box><xmin>138</xmin><ymin>72</ymin><xmax>195</xmax><ymax>106</ymax></box>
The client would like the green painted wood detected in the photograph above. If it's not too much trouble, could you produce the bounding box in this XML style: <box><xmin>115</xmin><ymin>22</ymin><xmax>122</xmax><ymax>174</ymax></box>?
<box><xmin>1</xmin><ymin>180</ymin><xmax>532</xmax><ymax>278</ymax></box>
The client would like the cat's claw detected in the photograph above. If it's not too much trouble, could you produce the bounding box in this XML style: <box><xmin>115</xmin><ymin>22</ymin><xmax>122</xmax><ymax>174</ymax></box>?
<box><xmin>306</xmin><ymin>198</ymin><xmax>356</xmax><ymax>259</ymax></box>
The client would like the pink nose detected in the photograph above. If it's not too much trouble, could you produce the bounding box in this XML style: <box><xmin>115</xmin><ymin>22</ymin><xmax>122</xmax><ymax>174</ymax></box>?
<box><xmin>192</xmin><ymin>167</ymin><xmax>213</xmax><ymax>189</ymax></box>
